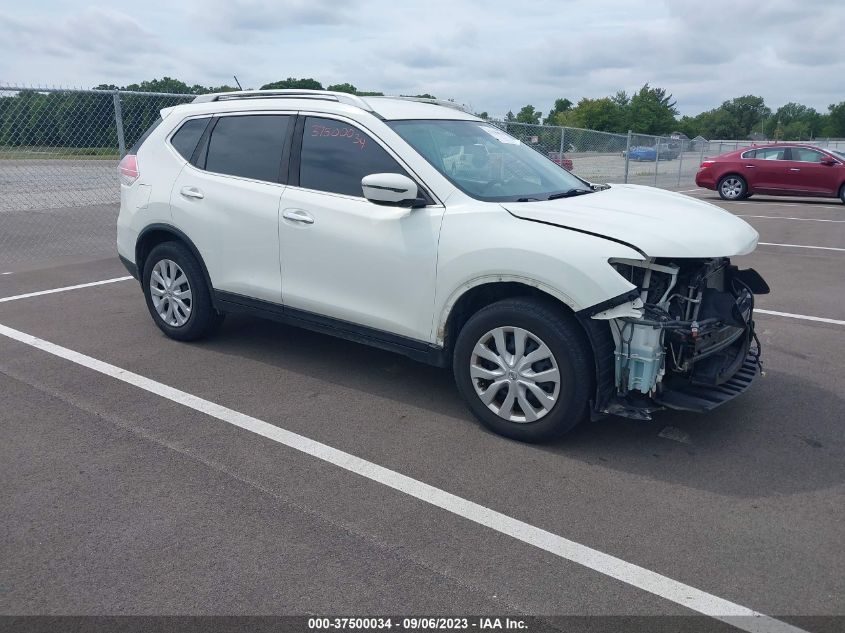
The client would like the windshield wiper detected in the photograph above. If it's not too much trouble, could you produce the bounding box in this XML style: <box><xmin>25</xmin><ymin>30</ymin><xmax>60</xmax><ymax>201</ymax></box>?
<box><xmin>516</xmin><ymin>197</ymin><xmax>540</xmax><ymax>202</ymax></box>
<box><xmin>547</xmin><ymin>188</ymin><xmax>594</xmax><ymax>200</ymax></box>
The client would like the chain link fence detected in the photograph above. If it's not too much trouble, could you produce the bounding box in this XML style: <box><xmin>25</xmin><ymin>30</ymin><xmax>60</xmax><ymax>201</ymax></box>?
<box><xmin>0</xmin><ymin>87</ymin><xmax>193</xmax><ymax>268</ymax></box>
<box><xmin>2</xmin><ymin>86</ymin><xmax>844</xmax><ymax>269</ymax></box>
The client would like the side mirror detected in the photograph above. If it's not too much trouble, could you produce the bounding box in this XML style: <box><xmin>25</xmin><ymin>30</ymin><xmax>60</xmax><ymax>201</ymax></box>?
<box><xmin>361</xmin><ymin>173</ymin><xmax>425</xmax><ymax>207</ymax></box>
<box><xmin>820</xmin><ymin>158</ymin><xmax>837</xmax><ymax>166</ymax></box>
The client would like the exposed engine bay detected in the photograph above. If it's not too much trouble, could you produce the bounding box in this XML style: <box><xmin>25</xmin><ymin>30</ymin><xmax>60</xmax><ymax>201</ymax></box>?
<box><xmin>590</xmin><ymin>257</ymin><xmax>769</xmax><ymax>419</ymax></box>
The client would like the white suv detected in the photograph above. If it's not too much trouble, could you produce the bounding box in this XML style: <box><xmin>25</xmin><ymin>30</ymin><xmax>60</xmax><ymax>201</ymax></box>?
<box><xmin>117</xmin><ymin>90</ymin><xmax>768</xmax><ymax>442</ymax></box>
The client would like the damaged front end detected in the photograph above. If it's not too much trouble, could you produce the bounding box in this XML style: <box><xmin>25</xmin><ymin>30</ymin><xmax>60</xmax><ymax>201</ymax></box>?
<box><xmin>585</xmin><ymin>257</ymin><xmax>769</xmax><ymax>420</ymax></box>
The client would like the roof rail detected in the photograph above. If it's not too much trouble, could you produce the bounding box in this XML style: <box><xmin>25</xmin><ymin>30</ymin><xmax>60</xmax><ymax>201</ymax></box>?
<box><xmin>192</xmin><ymin>89</ymin><xmax>374</xmax><ymax>111</ymax></box>
<box><xmin>383</xmin><ymin>96</ymin><xmax>472</xmax><ymax>114</ymax></box>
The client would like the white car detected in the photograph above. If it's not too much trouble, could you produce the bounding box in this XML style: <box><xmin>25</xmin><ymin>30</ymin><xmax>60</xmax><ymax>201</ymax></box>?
<box><xmin>117</xmin><ymin>90</ymin><xmax>768</xmax><ymax>442</ymax></box>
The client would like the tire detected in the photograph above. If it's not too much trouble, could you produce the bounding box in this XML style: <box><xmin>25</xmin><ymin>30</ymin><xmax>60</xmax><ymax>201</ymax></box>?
<box><xmin>142</xmin><ymin>241</ymin><xmax>223</xmax><ymax>341</ymax></box>
<box><xmin>839</xmin><ymin>183</ymin><xmax>845</xmax><ymax>205</ymax></box>
<box><xmin>718</xmin><ymin>174</ymin><xmax>748</xmax><ymax>200</ymax></box>
<box><xmin>452</xmin><ymin>298</ymin><xmax>592</xmax><ymax>442</ymax></box>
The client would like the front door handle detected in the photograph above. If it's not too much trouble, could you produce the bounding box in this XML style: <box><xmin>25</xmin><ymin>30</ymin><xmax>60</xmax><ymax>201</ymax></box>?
<box><xmin>282</xmin><ymin>208</ymin><xmax>315</xmax><ymax>225</ymax></box>
<box><xmin>180</xmin><ymin>186</ymin><xmax>204</xmax><ymax>199</ymax></box>
<box><xmin>744</xmin><ymin>164</ymin><xmax>756</xmax><ymax>168</ymax></box>
<box><xmin>788</xmin><ymin>168</ymin><xmax>801</xmax><ymax>172</ymax></box>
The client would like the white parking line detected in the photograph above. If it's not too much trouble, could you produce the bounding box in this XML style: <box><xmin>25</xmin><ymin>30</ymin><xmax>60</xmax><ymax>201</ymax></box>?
<box><xmin>676</xmin><ymin>188</ymin><xmax>705</xmax><ymax>193</ymax></box>
<box><xmin>0</xmin><ymin>276</ymin><xmax>132</xmax><ymax>304</ymax></box>
<box><xmin>1</xmin><ymin>272</ymin><xmax>12</xmax><ymax>275</ymax></box>
<box><xmin>739</xmin><ymin>215</ymin><xmax>845</xmax><ymax>223</ymax></box>
<box><xmin>0</xmin><ymin>321</ymin><xmax>809</xmax><ymax>633</ymax></box>
<box><xmin>756</xmin><ymin>309</ymin><xmax>845</xmax><ymax>326</ymax></box>
<box><xmin>758</xmin><ymin>242</ymin><xmax>845</xmax><ymax>252</ymax></box>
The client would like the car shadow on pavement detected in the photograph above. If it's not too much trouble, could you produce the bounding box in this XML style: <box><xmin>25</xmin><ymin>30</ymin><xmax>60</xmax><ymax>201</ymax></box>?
<box><xmin>205</xmin><ymin>315</ymin><xmax>844</xmax><ymax>499</ymax></box>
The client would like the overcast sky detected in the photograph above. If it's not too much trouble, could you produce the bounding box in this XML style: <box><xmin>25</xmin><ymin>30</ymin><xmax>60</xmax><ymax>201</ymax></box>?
<box><xmin>1</xmin><ymin>0</ymin><xmax>843</xmax><ymax>118</ymax></box>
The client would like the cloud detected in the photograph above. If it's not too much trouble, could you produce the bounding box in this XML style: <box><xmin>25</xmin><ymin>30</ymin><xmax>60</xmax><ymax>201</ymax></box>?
<box><xmin>1</xmin><ymin>0</ymin><xmax>843</xmax><ymax>119</ymax></box>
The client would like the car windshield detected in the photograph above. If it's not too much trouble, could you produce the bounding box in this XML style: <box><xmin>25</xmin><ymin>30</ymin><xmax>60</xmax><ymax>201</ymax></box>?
<box><xmin>388</xmin><ymin>120</ymin><xmax>591</xmax><ymax>202</ymax></box>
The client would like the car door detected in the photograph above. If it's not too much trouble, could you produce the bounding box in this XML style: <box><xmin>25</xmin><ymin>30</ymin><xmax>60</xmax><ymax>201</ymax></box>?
<box><xmin>169</xmin><ymin>113</ymin><xmax>292</xmax><ymax>303</ymax></box>
<box><xmin>279</xmin><ymin>115</ymin><xmax>444</xmax><ymax>342</ymax></box>
<box><xmin>743</xmin><ymin>146</ymin><xmax>788</xmax><ymax>192</ymax></box>
<box><xmin>783</xmin><ymin>147</ymin><xmax>843</xmax><ymax>195</ymax></box>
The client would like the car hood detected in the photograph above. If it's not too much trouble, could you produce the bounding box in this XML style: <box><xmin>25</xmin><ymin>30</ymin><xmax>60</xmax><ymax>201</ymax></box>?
<box><xmin>502</xmin><ymin>184</ymin><xmax>759</xmax><ymax>258</ymax></box>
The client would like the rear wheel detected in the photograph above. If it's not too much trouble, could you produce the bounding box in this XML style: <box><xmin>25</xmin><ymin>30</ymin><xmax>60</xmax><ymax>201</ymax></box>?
<box><xmin>718</xmin><ymin>175</ymin><xmax>748</xmax><ymax>200</ymax></box>
<box><xmin>839</xmin><ymin>183</ymin><xmax>845</xmax><ymax>205</ymax></box>
<box><xmin>453</xmin><ymin>298</ymin><xmax>592</xmax><ymax>442</ymax></box>
<box><xmin>142</xmin><ymin>241</ymin><xmax>223</xmax><ymax>341</ymax></box>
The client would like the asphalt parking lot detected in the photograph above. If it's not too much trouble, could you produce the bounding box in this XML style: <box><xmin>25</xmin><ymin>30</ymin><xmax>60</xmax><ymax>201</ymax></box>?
<box><xmin>1</xmin><ymin>191</ymin><xmax>843</xmax><ymax>632</ymax></box>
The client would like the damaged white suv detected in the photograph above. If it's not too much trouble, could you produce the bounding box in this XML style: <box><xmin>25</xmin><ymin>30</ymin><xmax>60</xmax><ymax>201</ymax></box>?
<box><xmin>117</xmin><ymin>90</ymin><xmax>768</xmax><ymax>442</ymax></box>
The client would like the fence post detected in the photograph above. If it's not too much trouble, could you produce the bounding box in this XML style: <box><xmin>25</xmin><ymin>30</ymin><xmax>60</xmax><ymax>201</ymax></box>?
<box><xmin>676</xmin><ymin>140</ymin><xmax>684</xmax><ymax>187</ymax></box>
<box><xmin>113</xmin><ymin>91</ymin><xmax>126</xmax><ymax>158</ymax></box>
<box><xmin>653</xmin><ymin>138</ymin><xmax>660</xmax><ymax>186</ymax></box>
<box><xmin>624</xmin><ymin>130</ymin><xmax>632</xmax><ymax>184</ymax></box>
<box><xmin>559</xmin><ymin>126</ymin><xmax>565</xmax><ymax>158</ymax></box>
<box><xmin>699</xmin><ymin>142</ymin><xmax>705</xmax><ymax>168</ymax></box>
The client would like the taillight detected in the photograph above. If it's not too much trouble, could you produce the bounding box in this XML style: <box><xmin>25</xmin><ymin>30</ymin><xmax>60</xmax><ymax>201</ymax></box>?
<box><xmin>118</xmin><ymin>154</ymin><xmax>139</xmax><ymax>185</ymax></box>
<box><xmin>699</xmin><ymin>160</ymin><xmax>715</xmax><ymax>168</ymax></box>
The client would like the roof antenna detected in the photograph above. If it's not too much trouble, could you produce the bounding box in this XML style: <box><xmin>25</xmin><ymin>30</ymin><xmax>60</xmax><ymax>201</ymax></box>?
<box><xmin>233</xmin><ymin>75</ymin><xmax>243</xmax><ymax>90</ymax></box>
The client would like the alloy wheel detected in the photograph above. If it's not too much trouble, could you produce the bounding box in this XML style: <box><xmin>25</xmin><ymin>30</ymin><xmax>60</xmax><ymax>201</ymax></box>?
<box><xmin>720</xmin><ymin>177</ymin><xmax>744</xmax><ymax>199</ymax></box>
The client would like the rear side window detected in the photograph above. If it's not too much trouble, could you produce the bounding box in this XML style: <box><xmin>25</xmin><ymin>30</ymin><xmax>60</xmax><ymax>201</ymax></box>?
<box><xmin>299</xmin><ymin>117</ymin><xmax>409</xmax><ymax>197</ymax></box>
<box><xmin>754</xmin><ymin>147</ymin><xmax>785</xmax><ymax>161</ymax></box>
<box><xmin>170</xmin><ymin>118</ymin><xmax>210</xmax><ymax>161</ymax></box>
<box><xmin>205</xmin><ymin>115</ymin><xmax>290</xmax><ymax>183</ymax></box>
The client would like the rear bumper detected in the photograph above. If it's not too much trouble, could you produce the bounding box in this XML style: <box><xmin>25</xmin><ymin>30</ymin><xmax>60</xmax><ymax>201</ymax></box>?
<box><xmin>695</xmin><ymin>170</ymin><xmax>717</xmax><ymax>189</ymax></box>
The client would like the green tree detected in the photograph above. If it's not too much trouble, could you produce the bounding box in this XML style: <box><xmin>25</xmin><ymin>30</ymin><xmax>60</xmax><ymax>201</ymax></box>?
<box><xmin>719</xmin><ymin>95</ymin><xmax>770</xmax><ymax>137</ymax></box>
<box><xmin>123</xmin><ymin>77</ymin><xmax>196</xmax><ymax>94</ymax></box>
<box><xmin>625</xmin><ymin>84</ymin><xmax>678</xmax><ymax>135</ymax></box>
<box><xmin>327</xmin><ymin>82</ymin><xmax>357</xmax><ymax>94</ymax></box>
<box><xmin>544</xmin><ymin>98</ymin><xmax>572</xmax><ymax>124</ymax></box>
<box><xmin>515</xmin><ymin>104</ymin><xmax>541</xmax><ymax>124</ymax></box>
<box><xmin>260</xmin><ymin>77</ymin><xmax>323</xmax><ymax>90</ymax></box>
<box><xmin>764</xmin><ymin>102</ymin><xmax>823</xmax><ymax>140</ymax></box>
<box><xmin>554</xmin><ymin>97</ymin><xmax>625</xmax><ymax>132</ymax></box>
<box><xmin>823</xmin><ymin>101</ymin><xmax>845</xmax><ymax>137</ymax></box>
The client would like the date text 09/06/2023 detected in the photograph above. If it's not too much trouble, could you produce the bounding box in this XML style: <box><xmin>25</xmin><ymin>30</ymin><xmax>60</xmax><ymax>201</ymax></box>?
<box><xmin>307</xmin><ymin>617</ymin><xmax>529</xmax><ymax>630</ymax></box>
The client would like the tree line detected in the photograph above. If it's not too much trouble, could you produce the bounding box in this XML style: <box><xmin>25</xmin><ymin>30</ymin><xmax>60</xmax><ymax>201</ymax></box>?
<box><xmin>510</xmin><ymin>85</ymin><xmax>845</xmax><ymax>140</ymax></box>
<box><xmin>1</xmin><ymin>76</ymin><xmax>843</xmax><ymax>151</ymax></box>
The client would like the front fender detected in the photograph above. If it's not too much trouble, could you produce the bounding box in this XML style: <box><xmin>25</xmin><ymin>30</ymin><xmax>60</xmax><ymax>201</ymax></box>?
<box><xmin>432</xmin><ymin>205</ymin><xmax>643</xmax><ymax>344</ymax></box>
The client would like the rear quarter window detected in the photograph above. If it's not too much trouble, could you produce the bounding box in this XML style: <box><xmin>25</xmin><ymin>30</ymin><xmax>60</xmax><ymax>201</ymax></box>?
<box><xmin>170</xmin><ymin>118</ymin><xmax>210</xmax><ymax>161</ymax></box>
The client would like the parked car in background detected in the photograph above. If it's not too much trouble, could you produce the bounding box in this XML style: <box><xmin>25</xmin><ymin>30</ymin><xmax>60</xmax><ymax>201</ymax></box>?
<box><xmin>625</xmin><ymin>142</ymin><xmax>679</xmax><ymax>161</ymax></box>
<box><xmin>547</xmin><ymin>151</ymin><xmax>573</xmax><ymax>171</ymax></box>
<box><xmin>696</xmin><ymin>144</ymin><xmax>845</xmax><ymax>202</ymax></box>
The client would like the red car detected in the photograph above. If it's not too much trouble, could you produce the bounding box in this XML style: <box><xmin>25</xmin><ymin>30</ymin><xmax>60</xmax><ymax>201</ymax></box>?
<box><xmin>547</xmin><ymin>151</ymin><xmax>574</xmax><ymax>171</ymax></box>
<box><xmin>695</xmin><ymin>144</ymin><xmax>845</xmax><ymax>203</ymax></box>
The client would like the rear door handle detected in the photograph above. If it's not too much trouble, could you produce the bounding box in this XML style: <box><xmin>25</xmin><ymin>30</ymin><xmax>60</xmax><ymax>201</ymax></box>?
<box><xmin>744</xmin><ymin>164</ymin><xmax>756</xmax><ymax>168</ymax></box>
<box><xmin>180</xmin><ymin>186</ymin><xmax>204</xmax><ymax>199</ymax></box>
<box><xmin>788</xmin><ymin>168</ymin><xmax>801</xmax><ymax>172</ymax></box>
<box><xmin>282</xmin><ymin>208</ymin><xmax>315</xmax><ymax>225</ymax></box>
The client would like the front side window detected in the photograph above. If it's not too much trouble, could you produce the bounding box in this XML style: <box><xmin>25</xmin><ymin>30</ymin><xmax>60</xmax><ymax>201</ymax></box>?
<box><xmin>792</xmin><ymin>148</ymin><xmax>826</xmax><ymax>163</ymax></box>
<box><xmin>170</xmin><ymin>117</ymin><xmax>210</xmax><ymax>161</ymax></box>
<box><xmin>205</xmin><ymin>115</ymin><xmax>290</xmax><ymax>183</ymax></box>
<box><xmin>299</xmin><ymin>117</ymin><xmax>409</xmax><ymax>197</ymax></box>
<box><xmin>388</xmin><ymin>120</ymin><xmax>590</xmax><ymax>202</ymax></box>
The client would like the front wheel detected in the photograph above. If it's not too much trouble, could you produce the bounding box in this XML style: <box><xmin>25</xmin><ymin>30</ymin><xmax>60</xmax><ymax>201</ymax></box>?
<box><xmin>142</xmin><ymin>241</ymin><xmax>223</xmax><ymax>341</ymax></box>
<box><xmin>839</xmin><ymin>183</ymin><xmax>845</xmax><ymax>205</ymax></box>
<box><xmin>718</xmin><ymin>175</ymin><xmax>748</xmax><ymax>200</ymax></box>
<box><xmin>452</xmin><ymin>298</ymin><xmax>592</xmax><ymax>442</ymax></box>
